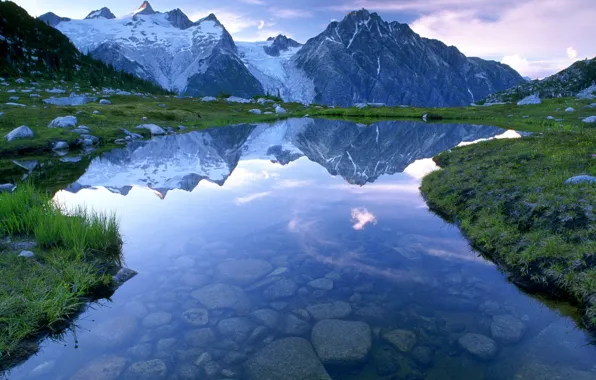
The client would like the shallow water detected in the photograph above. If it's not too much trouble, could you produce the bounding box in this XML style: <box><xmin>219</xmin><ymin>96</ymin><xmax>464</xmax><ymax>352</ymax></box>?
<box><xmin>5</xmin><ymin>118</ymin><xmax>596</xmax><ymax>380</ymax></box>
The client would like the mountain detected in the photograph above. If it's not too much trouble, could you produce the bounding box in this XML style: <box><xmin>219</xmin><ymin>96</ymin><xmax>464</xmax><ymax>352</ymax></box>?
<box><xmin>483</xmin><ymin>57</ymin><xmax>596</xmax><ymax>103</ymax></box>
<box><xmin>85</xmin><ymin>7</ymin><xmax>115</xmax><ymax>20</ymax></box>
<box><xmin>0</xmin><ymin>1</ymin><xmax>166</xmax><ymax>93</ymax></box>
<box><xmin>264</xmin><ymin>35</ymin><xmax>301</xmax><ymax>57</ymax></box>
<box><xmin>38</xmin><ymin>12</ymin><xmax>71</xmax><ymax>27</ymax></box>
<box><xmin>67</xmin><ymin>118</ymin><xmax>505</xmax><ymax>196</ymax></box>
<box><xmin>292</xmin><ymin>9</ymin><xmax>524</xmax><ymax>107</ymax></box>
<box><xmin>49</xmin><ymin>2</ymin><xmax>263</xmax><ymax>98</ymax></box>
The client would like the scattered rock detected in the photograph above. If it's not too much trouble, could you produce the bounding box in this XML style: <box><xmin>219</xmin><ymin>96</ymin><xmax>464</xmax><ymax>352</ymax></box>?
<box><xmin>382</xmin><ymin>329</ymin><xmax>417</xmax><ymax>352</ymax></box>
<box><xmin>564</xmin><ymin>107</ymin><xmax>575</xmax><ymax>112</ymax></box>
<box><xmin>249</xmin><ymin>109</ymin><xmax>262</xmax><ymax>115</ymax></box>
<box><xmin>280</xmin><ymin>314</ymin><xmax>311</xmax><ymax>336</ymax></box>
<box><xmin>250</xmin><ymin>309</ymin><xmax>280</xmax><ymax>329</ymax></box>
<box><xmin>458</xmin><ymin>333</ymin><xmax>498</xmax><ymax>360</ymax></box>
<box><xmin>126</xmin><ymin>343</ymin><xmax>153</xmax><ymax>360</ymax></box>
<box><xmin>490</xmin><ymin>314</ymin><xmax>526</xmax><ymax>344</ymax></box>
<box><xmin>48</xmin><ymin>116</ymin><xmax>77</xmax><ymax>128</ymax></box>
<box><xmin>0</xmin><ymin>184</ymin><xmax>16</xmax><ymax>193</ymax></box>
<box><xmin>194</xmin><ymin>352</ymin><xmax>212</xmax><ymax>367</ymax></box>
<box><xmin>181</xmin><ymin>308</ymin><xmax>209</xmax><ymax>326</ymax></box>
<box><xmin>226</xmin><ymin>96</ymin><xmax>251</xmax><ymax>104</ymax></box>
<box><xmin>201</xmin><ymin>96</ymin><xmax>217</xmax><ymax>102</ymax></box>
<box><xmin>71</xmin><ymin>356</ymin><xmax>128</xmax><ymax>380</ymax></box>
<box><xmin>217</xmin><ymin>317</ymin><xmax>256</xmax><ymax>343</ymax></box>
<box><xmin>244</xmin><ymin>337</ymin><xmax>331</xmax><ymax>380</ymax></box>
<box><xmin>565</xmin><ymin>175</ymin><xmax>596</xmax><ymax>184</ymax></box>
<box><xmin>125</xmin><ymin>359</ymin><xmax>167</xmax><ymax>380</ymax></box>
<box><xmin>99</xmin><ymin>99</ymin><xmax>112</xmax><ymax>105</ymax></box>
<box><xmin>275</xmin><ymin>105</ymin><xmax>287</xmax><ymax>114</ymax></box>
<box><xmin>216</xmin><ymin>259</ymin><xmax>272</xmax><ymax>286</ymax></box>
<box><xmin>311</xmin><ymin>319</ymin><xmax>371</xmax><ymax>366</ymax></box>
<box><xmin>517</xmin><ymin>94</ymin><xmax>541</xmax><ymax>105</ymax></box>
<box><xmin>112</xmin><ymin>267</ymin><xmax>137</xmax><ymax>287</ymax></box>
<box><xmin>307</xmin><ymin>278</ymin><xmax>333</xmax><ymax>290</ymax></box>
<box><xmin>141</xmin><ymin>312</ymin><xmax>172</xmax><ymax>328</ymax></box>
<box><xmin>582</xmin><ymin>116</ymin><xmax>596</xmax><ymax>123</ymax></box>
<box><xmin>306</xmin><ymin>301</ymin><xmax>352</xmax><ymax>320</ymax></box>
<box><xmin>5</xmin><ymin>102</ymin><xmax>26</xmax><ymax>107</ymax></box>
<box><xmin>135</xmin><ymin>124</ymin><xmax>166</xmax><ymax>135</ymax></box>
<box><xmin>18</xmin><ymin>250</ymin><xmax>35</xmax><ymax>258</ymax></box>
<box><xmin>264</xmin><ymin>278</ymin><xmax>298</xmax><ymax>300</ymax></box>
<box><xmin>422</xmin><ymin>113</ymin><xmax>428</xmax><ymax>122</ymax></box>
<box><xmin>52</xmin><ymin>141</ymin><xmax>69</xmax><ymax>151</ymax></box>
<box><xmin>88</xmin><ymin>316</ymin><xmax>138</xmax><ymax>349</ymax></box>
<box><xmin>546</xmin><ymin>116</ymin><xmax>554</xmax><ymax>120</ymax></box>
<box><xmin>191</xmin><ymin>283</ymin><xmax>251</xmax><ymax>315</ymax></box>
<box><xmin>4</xmin><ymin>125</ymin><xmax>34</xmax><ymax>141</ymax></box>
<box><xmin>8</xmin><ymin>96</ymin><xmax>19</xmax><ymax>101</ymax></box>
<box><xmin>184</xmin><ymin>328</ymin><xmax>217</xmax><ymax>347</ymax></box>
<box><xmin>412</xmin><ymin>346</ymin><xmax>434</xmax><ymax>366</ymax></box>
<box><xmin>43</xmin><ymin>96</ymin><xmax>96</xmax><ymax>106</ymax></box>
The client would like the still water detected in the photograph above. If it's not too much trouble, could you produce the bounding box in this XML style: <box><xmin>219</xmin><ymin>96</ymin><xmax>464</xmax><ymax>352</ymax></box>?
<box><xmin>5</xmin><ymin>119</ymin><xmax>596</xmax><ymax>379</ymax></box>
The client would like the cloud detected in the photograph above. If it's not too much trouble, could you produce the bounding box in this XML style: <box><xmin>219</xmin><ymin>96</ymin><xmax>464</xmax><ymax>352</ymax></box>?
<box><xmin>351</xmin><ymin>207</ymin><xmax>377</xmax><ymax>230</ymax></box>
<box><xmin>190</xmin><ymin>9</ymin><xmax>259</xmax><ymax>34</ymax></box>
<box><xmin>270</xmin><ymin>8</ymin><xmax>314</xmax><ymax>19</ymax></box>
<box><xmin>238</xmin><ymin>0</ymin><xmax>265</xmax><ymax>4</ymax></box>
<box><xmin>234</xmin><ymin>191</ymin><xmax>272</xmax><ymax>205</ymax></box>
<box><xmin>567</xmin><ymin>46</ymin><xmax>578</xmax><ymax>59</ymax></box>
<box><xmin>500</xmin><ymin>54</ymin><xmax>575</xmax><ymax>79</ymax></box>
<box><xmin>258</xmin><ymin>20</ymin><xmax>265</xmax><ymax>29</ymax></box>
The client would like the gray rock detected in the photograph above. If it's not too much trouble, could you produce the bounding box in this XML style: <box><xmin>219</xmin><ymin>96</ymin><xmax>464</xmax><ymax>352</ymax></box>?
<box><xmin>8</xmin><ymin>96</ymin><xmax>19</xmax><ymax>101</ymax></box>
<box><xmin>250</xmin><ymin>309</ymin><xmax>280</xmax><ymax>329</ymax></box>
<box><xmin>203</xmin><ymin>360</ymin><xmax>221</xmax><ymax>377</ymax></box>
<box><xmin>181</xmin><ymin>308</ymin><xmax>209</xmax><ymax>326</ymax></box>
<box><xmin>306</xmin><ymin>301</ymin><xmax>352</xmax><ymax>320</ymax></box>
<box><xmin>18</xmin><ymin>250</ymin><xmax>35</xmax><ymax>258</ymax></box>
<box><xmin>43</xmin><ymin>96</ymin><xmax>97</xmax><ymax>106</ymax></box>
<box><xmin>48</xmin><ymin>116</ymin><xmax>77</xmax><ymax>128</ymax></box>
<box><xmin>270</xmin><ymin>301</ymin><xmax>289</xmax><ymax>311</ymax></box>
<box><xmin>5</xmin><ymin>102</ymin><xmax>25</xmax><ymax>107</ymax></box>
<box><xmin>126</xmin><ymin>343</ymin><xmax>153</xmax><ymax>360</ymax></box>
<box><xmin>0</xmin><ymin>184</ymin><xmax>16</xmax><ymax>193</ymax></box>
<box><xmin>5</xmin><ymin>125</ymin><xmax>34</xmax><ymax>141</ymax></box>
<box><xmin>135</xmin><ymin>124</ymin><xmax>166</xmax><ymax>135</ymax></box>
<box><xmin>141</xmin><ymin>312</ymin><xmax>172</xmax><ymax>328</ymax></box>
<box><xmin>280</xmin><ymin>314</ymin><xmax>311</xmax><ymax>336</ymax></box>
<box><xmin>275</xmin><ymin>105</ymin><xmax>287</xmax><ymax>114</ymax></box>
<box><xmin>217</xmin><ymin>317</ymin><xmax>256</xmax><ymax>343</ymax></box>
<box><xmin>191</xmin><ymin>283</ymin><xmax>251</xmax><ymax>314</ymax></box>
<box><xmin>52</xmin><ymin>141</ymin><xmax>69</xmax><ymax>151</ymax></box>
<box><xmin>184</xmin><ymin>328</ymin><xmax>217</xmax><ymax>347</ymax></box>
<box><xmin>88</xmin><ymin>316</ymin><xmax>139</xmax><ymax>349</ymax></box>
<box><xmin>201</xmin><ymin>96</ymin><xmax>217</xmax><ymax>102</ymax></box>
<box><xmin>248</xmin><ymin>109</ymin><xmax>262</xmax><ymax>115</ymax></box>
<box><xmin>382</xmin><ymin>329</ymin><xmax>417</xmax><ymax>352</ymax></box>
<box><xmin>122</xmin><ymin>128</ymin><xmax>143</xmax><ymax>139</ymax></box>
<box><xmin>244</xmin><ymin>337</ymin><xmax>331</xmax><ymax>380</ymax></box>
<box><xmin>490</xmin><ymin>314</ymin><xmax>526</xmax><ymax>344</ymax></box>
<box><xmin>215</xmin><ymin>259</ymin><xmax>273</xmax><ymax>286</ymax></box>
<box><xmin>158</xmin><ymin>103</ymin><xmax>166</xmax><ymax>108</ymax></box>
<box><xmin>517</xmin><ymin>94</ymin><xmax>541</xmax><ymax>105</ymax></box>
<box><xmin>194</xmin><ymin>352</ymin><xmax>212</xmax><ymax>367</ymax></box>
<box><xmin>264</xmin><ymin>278</ymin><xmax>298</xmax><ymax>300</ymax></box>
<box><xmin>564</xmin><ymin>107</ymin><xmax>575</xmax><ymax>112</ymax></box>
<box><xmin>412</xmin><ymin>346</ymin><xmax>434</xmax><ymax>366</ymax></box>
<box><xmin>307</xmin><ymin>278</ymin><xmax>334</xmax><ymax>290</ymax></box>
<box><xmin>581</xmin><ymin>116</ymin><xmax>596</xmax><ymax>123</ymax></box>
<box><xmin>227</xmin><ymin>96</ymin><xmax>252</xmax><ymax>103</ymax></box>
<box><xmin>99</xmin><ymin>99</ymin><xmax>112</xmax><ymax>105</ymax></box>
<box><xmin>71</xmin><ymin>356</ymin><xmax>128</xmax><ymax>380</ymax></box>
<box><xmin>125</xmin><ymin>359</ymin><xmax>167</xmax><ymax>380</ymax></box>
<box><xmin>112</xmin><ymin>267</ymin><xmax>137</xmax><ymax>287</ymax></box>
<box><xmin>311</xmin><ymin>319</ymin><xmax>371</xmax><ymax>366</ymax></box>
<box><xmin>546</xmin><ymin>116</ymin><xmax>554</xmax><ymax>120</ymax></box>
<box><xmin>565</xmin><ymin>175</ymin><xmax>596</xmax><ymax>184</ymax></box>
<box><xmin>458</xmin><ymin>333</ymin><xmax>498</xmax><ymax>360</ymax></box>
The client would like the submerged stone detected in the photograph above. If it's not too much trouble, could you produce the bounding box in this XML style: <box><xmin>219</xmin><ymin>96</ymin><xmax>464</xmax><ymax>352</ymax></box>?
<box><xmin>458</xmin><ymin>333</ymin><xmax>498</xmax><ymax>360</ymax></box>
<box><xmin>264</xmin><ymin>278</ymin><xmax>298</xmax><ymax>300</ymax></box>
<box><xmin>181</xmin><ymin>308</ymin><xmax>209</xmax><ymax>326</ymax></box>
<box><xmin>382</xmin><ymin>329</ymin><xmax>417</xmax><ymax>352</ymax></box>
<box><xmin>125</xmin><ymin>359</ymin><xmax>167</xmax><ymax>380</ymax></box>
<box><xmin>191</xmin><ymin>283</ymin><xmax>251</xmax><ymax>314</ymax></box>
<box><xmin>306</xmin><ymin>301</ymin><xmax>352</xmax><ymax>320</ymax></box>
<box><xmin>490</xmin><ymin>314</ymin><xmax>526</xmax><ymax>344</ymax></box>
<box><xmin>215</xmin><ymin>259</ymin><xmax>273</xmax><ymax>286</ymax></box>
<box><xmin>311</xmin><ymin>319</ymin><xmax>372</xmax><ymax>366</ymax></box>
<box><xmin>71</xmin><ymin>356</ymin><xmax>128</xmax><ymax>380</ymax></box>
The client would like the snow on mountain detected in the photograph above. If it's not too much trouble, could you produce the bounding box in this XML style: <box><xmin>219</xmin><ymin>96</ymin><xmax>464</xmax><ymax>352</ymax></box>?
<box><xmin>85</xmin><ymin>7</ymin><xmax>115</xmax><ymax>20</ymax></box>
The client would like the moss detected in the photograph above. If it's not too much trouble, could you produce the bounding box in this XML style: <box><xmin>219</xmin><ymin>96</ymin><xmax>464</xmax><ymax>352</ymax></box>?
<box><xmin>0</xmin><ymin>184</ymin><xmax>122</xmax><ymax>361</ymax></box>
<box><xmin>420</xmin><ymin>130</ymin><xmax>596</xmax><ymax>330</ymax></box>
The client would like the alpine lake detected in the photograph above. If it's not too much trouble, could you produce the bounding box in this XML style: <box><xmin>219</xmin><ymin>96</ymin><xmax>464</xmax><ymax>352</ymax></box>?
<box><xmin>3</xmin><ymin>118</ymin><xmax>596</xmax><ymax>380</ymax></box>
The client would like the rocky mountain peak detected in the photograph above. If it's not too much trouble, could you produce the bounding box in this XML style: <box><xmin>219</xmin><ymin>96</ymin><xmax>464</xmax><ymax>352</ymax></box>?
<box><xmin>165</xmin><ymin>8</ymin><xmax>193</xmax><ymax>29</ymax></box>
<box><xmin>38</xmin><ymin>12</ymin><xmax>71</xmax><ymax>27</ymax></box>
<box><xmin>85</xmin><ymin>7</ymin><xmax>116</xmax><ymax>20</ymax></box>
<box><xmin>134</xmin><ymin>1</ymin><xmax>156</xmax><ymax>15</ymax></box>
<box><xmin>264</xmin><ymin>34</ymin><xmax>302</xmax><ymax>57</ymax></box>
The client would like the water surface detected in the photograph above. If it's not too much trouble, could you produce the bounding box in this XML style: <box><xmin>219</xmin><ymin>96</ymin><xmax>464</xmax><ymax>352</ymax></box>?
<box><xmin>6</xmin><ymin>119</ymin><xmax>596</xmax><ymax>380</ymax></box>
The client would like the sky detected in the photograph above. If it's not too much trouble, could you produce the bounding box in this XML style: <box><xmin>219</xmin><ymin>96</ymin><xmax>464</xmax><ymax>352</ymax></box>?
<box><xmin>15</xmin><ymin>0</ymin><xmax>596</xmax><ymax>79</ymax></box>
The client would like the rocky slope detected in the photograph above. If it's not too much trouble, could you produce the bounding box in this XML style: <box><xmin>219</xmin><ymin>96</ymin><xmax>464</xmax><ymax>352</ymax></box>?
<box><xmin>483</xmin><ymin>57</ymin><xmax>596</xmax><ymax>103</ymax></box>
<box><xmin>67</xmin><ymin>119</ymin><xmax>505</xmax><ymax>196</ymax></box>
<box><xmin>292</xmin><ymin>9</ymin><xmax>524</xmax><ymax>107</ymax></box>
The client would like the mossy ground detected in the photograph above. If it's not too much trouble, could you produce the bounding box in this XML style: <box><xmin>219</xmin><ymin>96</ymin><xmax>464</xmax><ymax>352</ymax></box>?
<box><xmin>0</xmin><ymin>184</ymin><xmax>122</xmax><ymax>364</ymax></box>
<box><xmin>420</xmin><ymin>129</ymin><xmax>596</xmax><ymax>328</ymax></box>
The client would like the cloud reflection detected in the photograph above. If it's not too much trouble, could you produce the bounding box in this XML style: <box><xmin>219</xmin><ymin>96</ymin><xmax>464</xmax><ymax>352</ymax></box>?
<box><xmin>234</xmin><ymin>191</ymin><xmax>272</xmax><ymax>205</ymax></box>
<box><xmin>351</xmin><ymin>207</ymin><xmax>377</xmax><ymax>230</ymax></box>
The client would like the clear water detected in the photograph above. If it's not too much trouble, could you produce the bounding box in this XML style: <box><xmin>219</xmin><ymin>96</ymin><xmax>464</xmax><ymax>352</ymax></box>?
<box><xmin>5</xmin><ymin>119</ymin><xmax>596</xmax><ymax>380</ymax></box>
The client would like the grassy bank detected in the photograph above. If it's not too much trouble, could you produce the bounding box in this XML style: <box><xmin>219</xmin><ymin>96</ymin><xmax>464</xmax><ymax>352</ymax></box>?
<box><xmin>0</xmin><ymin>184</ymin><xmax>122</xmax><ymax>363</ymax></box>
<box><xmin>420</xmin><ymin>129</ymin><xmax>596</xmax><ymax>329</ymax></box>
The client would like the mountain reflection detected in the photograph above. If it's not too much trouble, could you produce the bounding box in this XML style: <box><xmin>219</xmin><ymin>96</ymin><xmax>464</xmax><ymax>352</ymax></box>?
<box><xmin>66</xmin><ymin>118</ymin><xmax>505</xmax><ymax>197</ymax></box>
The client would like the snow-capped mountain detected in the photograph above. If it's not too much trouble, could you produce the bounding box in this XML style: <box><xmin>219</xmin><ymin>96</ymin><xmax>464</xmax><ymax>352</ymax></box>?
<box><xmin>42</xmin><ymin>1</ymin><xmax>262</xmax><ymax>97</ymax></box>
<box><xmin>68</xmin><ymin>119</ymin><xmax>504</xmax><ymax>197</ymax></box>
<box><xmin>41</xmin><ymin>4</ymin><xmax>524</xmax><ymax>106</ymax></box>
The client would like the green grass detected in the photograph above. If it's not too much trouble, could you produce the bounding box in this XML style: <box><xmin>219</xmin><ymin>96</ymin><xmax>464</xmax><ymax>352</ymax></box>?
<box><xmin>0</xmin><ymin>184</ymin><xmax>122</xmax><ymax>361</ymax></box>
<box><xmin>420</xmin><ymin>129</ymin><xmax>596</xmax><ymax>328</ymax></box>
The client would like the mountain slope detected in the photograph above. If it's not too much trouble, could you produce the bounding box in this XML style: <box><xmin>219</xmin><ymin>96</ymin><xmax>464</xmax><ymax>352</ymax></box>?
<box><xmin>50</xmin><ymin>2</ymin><xmax>263</xmax><ymax>97</ymax></box>
<box><xmin>292</xmin><ymin>9</ymin><xmax>524</xmax><ymax>107</ymax></box>
<box><xmin>483</xmin><ymin>57</ymin><xmax>596</xmax><ymax>103</ymax></box>
<box><xmin>0</xmin><ymin>1</ymin><xmax>165</xmax><ymax>93</ymax></box>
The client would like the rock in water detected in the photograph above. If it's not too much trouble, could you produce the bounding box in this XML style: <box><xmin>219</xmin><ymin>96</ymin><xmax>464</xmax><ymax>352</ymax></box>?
<box><xmin>135</xmin><ymin>124</ymin><xmax>166</xmax><ymax>135</ymax></box>
<box><xmin>88</xmin><ymin>316</ymin><xmax>139</xmax><ymax>348</ymax></box>
<box><xmin>306</xmin><ymin>301</ymin><xmax>352</xmax><ymax>320</ymax></box>
<box><xmin>244</xmin><ymin>337</ymin><xmax>331</xmax><ymax>380</ymax></box>
<box><xmin>112</xmin><ymin>267</ymin><xmax>137</xmax><ymax>287</ymax></box>
<box><xmin>490</xmin><ymin>314</ymin><xmax>526</xmax><ymax>344</ymax></box>
<box><xmin>48</xmin><ymin>116</ymin><xmax>77</xmax><ymax>128</ymax></box>
<box><xmin>4</xmin><ymin>125</ymin><xmax>34</xmax><ymax>141</ymax></box>
<box><xmin>382</xmin><ymin>329</ymin><xmax>417</xmax><ymax>352</ymax></box>
<box><xmin>458</xmin><ymin>333</ymin><xmax>498</xmax><ymax>360</ymax></box>
<box><xmin>517</xmin><ymin>94</ymin><xmax>541</xmax><ymax>105</ymax></box>
<box><xmin>191</xmin><ymin>283</ymin><xmax>251</xmax><ymax>314</ymax></box>
<box><xmin>311</xmin><ymin>319</ymin><xmax>372</xmax><ymax>366</ymax></box>
<box><xmin>125</xmin><ymin>359</ymin><xmax>167</xmax><ymax>380</ymax></box>
<box><xmin>70</xmin><ymin>356</ymin><xmax>128</xmax><ymax>380</ymax></box>
<box><xmin>181</xmin><ymin>308</ymin><xmax>209</xmax><ymax>326</ymax></box>
<box><xmin>307</xmin><ymin>278</ymin><xmax>334</xmax><ymax>290</ymax></box>
<box><xmin>215</xmin><ymin>259</ymin><xmax>273</xmax><ymax>286</ymax></box>
<box><xmin>52</xmin><ymin>141</ymin><xmax>69</xmax><ymax>151</ymax></box>
<box><xmin>263</xmin><ymin>278</ymin><xmax>298</xmax><ymax>300</ymax></box>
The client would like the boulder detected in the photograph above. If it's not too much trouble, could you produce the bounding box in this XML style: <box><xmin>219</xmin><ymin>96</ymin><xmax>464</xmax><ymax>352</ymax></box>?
<box><xmin>382</xmin><ymin>329</ymin><xmax>417</xmax><ymax>352</ymax></box>
<box><xmin>124</xmin><ymin>359</ymin><xmax>167</xmax><ymax>380</ymax></box>
<box><xmin>307</xmin><ymin>278</ymin><xmax>334</xmax><ymax>290</ymax></box>
<box><xmin>19</xmin><ymin>250</ymin><xmax>35</xmax><ymax>258</ymax></box>
<box><xmin>201</xmin><ymin>96</ymin><xmax>217</xmax><ymax>102</ymax></box>
<box><xmin>354</xmin><ymin>103</ymin><xmax>368</xmax><ymax>109</ymax></box>
<box><xmin>490</xmin><ymin>314</ymin><xmax>526</xmax><ymax>344</ymax></box>
<box><xmin>280</xmin><ymin>313</ymin><xmax>311</xmax><ymax>336</ymax></box>
<box><xmin>215</xmin><ymin>259</ymin><xmax>273</xmax><ymax>286</ymax></box>
<box><xmin>141</xmin><ymin>312</ymin><xmax>172</xmax><ymax>328</ymax></box>
<box><xmin>249</xmin><ymin>309</ymin><xmax>280</xmax><ymax>329</ymax></box>
<box><xmin>48</xmin><ymin>116</ymin><xmax>77</xmax><ymax>128</ymax></box>
<box><xmin>565</xmin><ymin>175</ymin><xmax>596</xmax><ymax>184</ymax></box>
<box><xmin>8</xmin><ymin>96</ymin><xmax>19</xmax><ymax>101</ymax></box>
<box><xmin>46</xmin><ymin>88</ymin><xmax>66</xmax><ymax>94</ymax></box>
<box><xmin>306</xmin><ymin>301</ymin><xmax>352</xmax><ymax>320</ymax></box>
<box><xmin>546</xmin><ymin>116</ymin><xmax>554</xmax><ymax>120</ymax></box>
<box><xmin>99</xmin><ymin>99</ymin><xmax>112</xmax><ymax>105</ymax></box>
<box><xmin>71</xmin><ymin>356</ymin><xmax>128</xmax><ymax>380</ymax></box>
<box><xmin>191</xmin><ymin>283</ymin><xmax>251</xmax><ymax>314</ymax></box>
<box><xmin>517</xmin><ymin>94</ymin><xmax>541</xmax><ymax>105</ymax></box>
<box><xmin>135</xmin><ymin>124</ymin><xmax>166</xmax><ymax>135</ymax></box>
<box><xmin>458</xmin><ymin>333</ymin><xmax>498</xmax><ymax>360</ymax></box>
<box><xmin>217</xmin><ymin>317</ymin><xmax>256</xmax><ymax>343</ymax></box>
<box><xmin>112</xmin><ymin>267</ymin><xmax>137</xmax><ymax>287</ymax></box>
<box><xmin>43</xmin><ymin>96</ymin><xmax>96</xmax><ymax>106</ymax></box>
<box><xmin>181</xmin><ymin>308</ymin><xmax>209</xmax><ymax>326</ymax></box>
<box><xmin>564</xmin><ymin>107</ymin><xmax>574</xmax><ymax>112</ymax></box>
<box><xmin>0</xmin><ymin>184</ymin><xmax>16</xmax><ymax>193</ymax></box>
<box><xmin>275</xmin><ymin>105</ymin><xmax>287</xmax><ymax>114</ymax></box>
<box><xmin>264</xmin><ymin>278</ymin><xmax>298</xmax><ymax>300</ymax></box>
<box><xmin>6</xmin><ymin>102</ymin><xmax>26</xmax><ymax>107</ymax></box>
<box><xmin>184</xmin><ymin>328</ymin><xmax>216</xmax><ymax>347</ymax></box>
<box><xmin>582</xmin><ymin>116</ymin><xmax>596</xmax><ymax>123</ymax></box>
<box><xmin>244</xmin><ymin>337</ymin><xmax>331</xmax><ymax>380</ymax></box>
<box><xmin>5</xmin><ymin>125</ymin><xmax>34</xmax><ymax>141</ymax></box>
<box><xmin>249</xmin><ymin>109</ymin><xmax>262</xmax><ymax>115</ymax></box>
<box><xmin>52</xmin><ymin>141</ymin><xmax>69</xmax><ymax>151</ymax></box>
<box><xmin>311</xmin><ymin>319</ymin><xmax>371</xmax><ymax>366</ymax></box>
<box><xmin>88</xmin><ymin>316</ymin><xmax>139</xmax><ymax>349</ymax></box>
<box><xmin>227</xmin><ymin>96</ymin><xmax>252</xmax><ymax>104</ymax></box>
<box><xmin>123</xmin><ymin>128</ymin><xmax>143</xmax><ymax>139</ymax></box>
